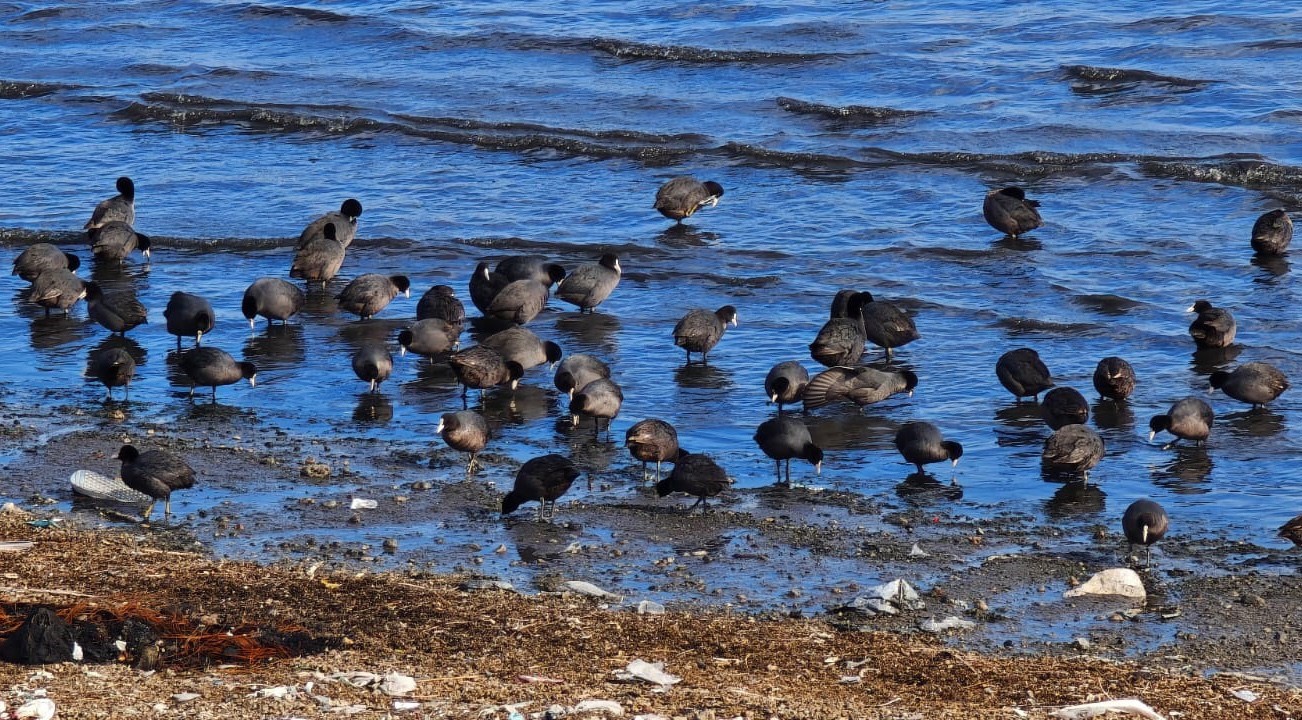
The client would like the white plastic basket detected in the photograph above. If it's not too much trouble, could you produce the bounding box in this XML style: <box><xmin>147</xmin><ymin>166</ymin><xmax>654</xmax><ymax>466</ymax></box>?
<box><xmin>70</xmin><ymin>470</ymin><xmax>151</xmax><ymax>505</ymax></box>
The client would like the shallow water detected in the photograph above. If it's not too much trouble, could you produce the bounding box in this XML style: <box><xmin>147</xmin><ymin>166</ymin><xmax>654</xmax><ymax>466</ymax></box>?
<box><xmin>1</xmin><ymin>1</ymin><xmax>1300</xmax><ymax>607</ymax></box>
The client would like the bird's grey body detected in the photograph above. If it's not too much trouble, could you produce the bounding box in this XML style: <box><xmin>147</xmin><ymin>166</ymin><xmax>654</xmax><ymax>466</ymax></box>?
<box><xmin>84</xmin><ymin>177</ymin><xmax>135</xmax><ymax>231</ymax></box>
<box><xmin>89</xmin><ymin>221</ymin><xmax>151</xmax><ymax>264</ymax></box>
<box><xmin>27</xmin><ymin>269</ymin><xmax>86</xmax><ymax>315</ymax></box>
<box><xmin>673</xmin><ymin>305</ymin><xmax>738</xmax><ymax>365</ymax></box>
<box><xmin>298</xmin><ymin>199</ymin><xmax>362</xmax><ymax>249</ymax></box>
<box><xmin>242</xmin><ymin>277</ymin><xmax>305</xmax><ymax>327</ymax></box>
<box><xmin>555</xmin><ymin>254</ymin><xmax>620</xmax><ymax>312</ymax></box>
<box><xmin>625</xmin><ymin>418</ymin><xmax>680</xmax><ymax>482</ymax></box>
<box><xmin>1187</xmin><ymin>300</ymin><xmax>1236</xmax><ymax>348</ymax></box>
<box><xmin>1092</xmin><ymin>357</ymin><xmax>1135</xmax><ymax>400</ymax></box>
<box><xmin>179</xmin><ymin>346</ymin><xmax>256</xmax><ymax>399</ymax></box>
<box><xmin>1041</xmin><ymin>424</ymin><xmax>1105</xmax><ymax>480</ymax></box>
<box><xmin>1149</xmin><ymin>397</ymin><xmax>1215</xmax><ymax>446</ymax></box>
<box><xmin>554</xmin><ymin>354</ymin><xmax>610</xmax><ymax>397</ymax></box>
<box><xmin>12</xmin><ymin>244</ymin><xmax>79</xmax><ymax>281</ymax></box>
<box><xmin>654</xmin><ymin>176</ymin><xmax>724</xmax><ymax>222</ymax></box>
<box><xmin>982</xmin><ymin>186</ymin><xmax>1041</xmax><ymax>237</ymax></box>
<box><xmin>996</xmin><ymin>348</ymin><xmax>1054</xmax><ymax>401</ymax></box>
<box><xmin>437</xmin><ymin>410</ymin><xmax>489</xmax><ymax>473</ymax></box>
<box><xmin>351</xmin><ymin>343</ymin><xmax>393</xmax><ymax>392</ymax></box>
<box><xmin>802</xmin><ymin>366</ymin><xmax>917</xmax><ymax>410</ymax></box>
<box><xmin>163</xmin><ymin>291</ymin><xmax>215</xmax><ymax>348</ymax></box>
<box><xmin>1251</xmin><ymin>209</ymin><xmax>1292</xmax><ymax>256</ymax></box>
<box><xmin>894</xmin><ymin>421</ymin><xmax>963</xmax><ymax>474</ymax></box>
<box><xmin>289</xmin><ymin>222</ymin><xmax>346</xmax><ymax>286</ymax></box>
<box><xmin>117</xmin><ymin>444</ymin><xmax>194</xmax><ymax>522</ymax></box>
<box><xmin>481</xmin><ymin>326</ymin><xmax>562</xmax><ymax>371</ymax></box>
<box><xmin>336</xmin><ymin>274</ymin><xmax>410</xmax><ymax>319</ymax></box>
<box><xmin>765</xmin><ymin>361</ymin><xmax>810</xmax><ymax>411</ymax></box>
<box><xmin>85</xmin><ymin>282</ymin><xmax>147</xmax><ymax>335</ymax></box>
<box><xmin>1209</xmin><ymin>362</ymin><xmax>1289</xmax><ymax>408</ymax></box>
<box><xmin>90</xmin><ymin>347</ymin><xmax>135</xmax><ymax>401</ymax></box>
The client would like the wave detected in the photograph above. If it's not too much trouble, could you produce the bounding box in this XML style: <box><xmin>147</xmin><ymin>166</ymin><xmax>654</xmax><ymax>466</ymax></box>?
<box><xmin>1140</xmin><ymin>158</ymin><xmax>1302</xmax><ymax>190</ymax></box>
<box><xmin>591</xmin><ymin>38</ymin><xmax>849</xmax><ymax>64</ymax></box>
<box><xmin>993</xmin><ymin>317</ymin><xmax>1102</xmax><ymax>336</ymax></box>
<box><xmin>0</xmin><ymin>80</ymin><xmax>69</xmax><ymax>100</ymax></box>
<box><xmin>1061</xmin><ymin>64</ymin><xmax>1212</xmax><ymax>94</ymax></box>
<box><xmin>242</xmin><ymin>4</ymin><xmax>353</xmax><ymax>23</ymax></box>
<box><xmin>775</xmin><ymin>97</ymin><xmax>928</xmax><ymax>123</ymax></box>
<box><xmin>1069</xmin><ymin>294</ymin><xmax>1144</xmax><ymax>315</ymax></box>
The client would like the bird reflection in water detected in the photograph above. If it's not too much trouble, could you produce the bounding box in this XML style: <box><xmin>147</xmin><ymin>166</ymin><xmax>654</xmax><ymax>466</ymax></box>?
<box><xmin>673</xmin><ymin>363</ymin><xmax>732</xmax><ymax>390</ymax></box>
<box><xmin>1250</xmin><ymin>254</ymin><xmax>1290</xmax><ymax>280</ymax></box>
<box><xmin>353</xmin><ymin>393</ymin><xmax>393</xmax><ymax>425</ymax></box>
<box><xmin>655</xmin><ymin>225</ymin><xmax>720</xmax><ymax>248</ymax></box>
<box><xmin>805</xmin><ymin>412</ymin><xmax>901</xmax><ymax>453</ymax></box>
<box><xmin>1190</xmin><ymin>345</ymin><xmax>1241</xmax><ymax>375</ymax></box>
<box><xmin>243</xmin><ymin>323</ymin><xmax>306</xmax><ymax>368</ymax></box>
<box><xmin>479</xmin><ymin>385</ymin><xmax>551</xmax><ymax>427</ymax></box>
<box><xmin>1091</xmin><ymin>399</ymin><xmax>1134</xmax><ymax>431</ymax></box>
<box><xmin>1222</xmin><ymin>408</ymin><xmax>1286</xmax><ymax>439</ymax></box>
<box><xmin>1150</xmin><ymin>446</ymin><xmax>1213</xmax><ymax>492</ymax></box>
<box><xmin>554</xmin><ymin>312</ymin><xmax>621</xmax><ymax>353</ymax></box>
<box><xmin>29</xmin><ymin>314</ymin><xmax>91</xmax><ymax>351</ymax></box>
<box><xmin>1044</xmin><ymin>481</ymin><xmax>1106</xmax><ymax>518</ymax></box>
<box><xmin>992</xmin><ymin>403</ymin><xmax>1046</xmax><ymax>448</ymax></box>
<box><xmin>895</xmin><ymin>472</ymin><xmax>963</xmax><ymax>504</ymax></box>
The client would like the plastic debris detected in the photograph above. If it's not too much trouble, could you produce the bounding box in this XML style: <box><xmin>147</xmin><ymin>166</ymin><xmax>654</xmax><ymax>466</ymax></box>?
<box><xmin>0</xmin><ymin>542</ymin><xmax>34</xmax><ymax>553</ymax></box>
<box><xmin>613</xmin><ymin>659</ymin><xmax>681</xmax><ymax>688</ymax></box>
<box><xmin>172</xmin><ymin>693</ymin><xmax>201</xmax><ymax>703</ymax></box>
<box><xmin>393</xmin><ymin>700</ymin><xmax>421</xmax><ymax>712</ymax></box>
<box><xmin>1230</xmin><ymin>689</ymin><xmax>1259</xmax><ymax>703</ymax></box>
<box><xmin>909</xmin><ymin>543</ymin><xmax>930</xmax><ymax>558</ymax></box>
<box><xmin>839</xmin><ymin>676</ymin><xmax>862</xmax><ymax>684</ymax></box>
<box><xmin>460</xmin><ymin>579</ymin><xmax>516</xmax><ymax>593</ymax></box>
<box><xmin>14</xmin><ymin>698</ymin><xmax>56</xmax><ymax>720</ymax></box>
<box><xmin>1050</xmin><ymin>698</ymin><xmax>1168</xmax><ymax>720</ymax></box>
<box><xmin>560</xmin><ymin>580</ymin><xmax>623</xmax><ymax>601</ymax></box>
<box><xmin>349</xmin><ymin>498</ymin><xmax>378</xmax><ymax>510</ymax></box>
<box><xmin>830</xmin><ymin>579</ymin><xmax>926</xmax><ymax>617</ymax></box>
<box><xmin>636</xmin><ymin>600</ymin><xmax>666</xmax><ymax>615</ymax></box>
<box><xmin>573</xmin><ymin>699</ymin><xmax>624</xmax><ymax>716</ymax></box>
<box><xmin>24</xmin><ymin>519</ymin><xmax>61</xmax><ymax>529</ymax></box>
<box><xmin>919</xmin><ymin>616</ymin><xmax>976</xmax><ymax>633</ymax></box>
<box><xmin>70</xmin><ymin>469</ymin><xmax>152</xmax><ymax>504</ymax></box>
<box><xmin>518</xmin><ymin>674</ymin><xmax>564</xmax><ymax>684</ymax></box>
<box><xmin>1063</xmin><ymin>568</ymin><xmax>1147</xmax><ymax>601</ymax></box>
<box><xmin>249</xmin><ymin>685</ymin><xmax>299</xmax><ymax>699</ymax></box>
<box><xmin>1</xmin><ymin>502</ymin><xmax>23</xmax><ymax>514</ymax></box>
<box><xmin>379</xmin><ymin>672</ymin><xmax>417</xmax><ymax>697</ymax></box>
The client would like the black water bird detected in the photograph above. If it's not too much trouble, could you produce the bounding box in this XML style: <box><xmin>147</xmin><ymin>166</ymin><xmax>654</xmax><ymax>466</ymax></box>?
<box><xmin>163</xmin><ymin>291</ymin><xmax>215</xmax><ymax>348</ymax></box>
<box><xmin>1187</xmin><ymin>300</ymin><xmax>1235</xmax><ymax>348</ymax></box>
<box><xmin>90</xmin><ymin>347</ymin><xmax>135</xmax><ymax>401</ymax></box>
<box><xmin>437</xmin><ymin>410</ymin><xmax>489</xmax><ymax>473</ymax></box>
<box><xmin>84</xmin><ymin>176</ymin><xmax>135</xmax><ymax>231</ymax></box>
<box><xmin>570</xmin><ymin>378</ymin><xmax>623</xmax><ymax>438</ymax></box>
<box><xmin>860</xmin><ymin>292</ymin><xmax>919</xmax><ymax>360</ymax></box>
<box><xmin>982</xmin><ymin>186</ymin><xmax>1041</xmax><ymax>238</ymax></box>
<box><xmin>765</xmin><ymin>361</ymin><xmax>809</xmax><ymax>411</ymax></box>
<box><xmin>893</xmin><ymin>421</ymin><xmax>963</xmax><ymax>474</ymax></box>
<box><xmin>415</xmin><ymin>285</ymin><xmax>466</xmax><ymax>326</ymax></box>
<box><xmin>1041</xmin><ymin>387</ymin><xmax>1089</xmax><ymax>430</ymax></box>
<box><xmin>1041</xmin><ymin>424</ymin><xmax>1105</xmax><ymax>480</ymax></box>
<box><xmin>486</xmin><ymin>278</ymin><xmax>549</xmax><ymax>325</ymax></box>
<box><xmin>481</xmin><ymin>326</ymin><xmax>562</xmax><ymax>371</ymax></box>
<box><xmin>298</xmin><ymin>198</ymin><xmax>362</xmax><ymax>249</ymax></box>
<box><xmin>468</xmin><ymin>261</ymin><xmax>511</xmax><ymax>314</ymax></box>
<box><xmin>27</xmin><ymin>269</ymin><xmax>86</xmax><ymax>315</ymax></box>
<box><xmin>1122</xmin><ymin>498</ymin><xmax>1169</xmax><ymax>567</ymax></box>
<box><xmin>448</xmin><ymin>346</ymin><xmax>524</xmax><ymax>402</ymax></box>
<box><xmin>995</xmin><ymin>348</ymin><xmax>1053</xmax><ymax>401</ymax></box>
<box><xmin>672</xmin><ymin>305</ymin><xmax>738</xmax><ymax>365</ymax></box>
<box><xmin>554</xmin><ymin>354</ymin><xmax>610</xmax><ymax>398</ymax></box>
<box><xmin>654</xmin><ymin>176</ymin><xmax>724</xmax><ymax>223</ymax></box>
<box><xmin>502</xmin><ymin>454</ymin><xmax>580</xmax><ymax>521</ymax></box>
<box><xmin>351</xmin><ymin>343</ymin><xmax>392</xmax><ymax>392</ymax></box>
<box><xmin>1148</xmin><ymin>397</ymin><xmax>1214</xmax><ymax>447</ymax></box>
<box><xmin>179</xmin><ymin>347</ymin><xmax>256</xmax><ymax>399</ymax></box>
<box><xmin>117</xmin><ymin>444</ymin><xmax>194</xmax><ymax>522</ymax></box>
<box><xmin>625</xmin><ymin>419</ymin><xmax>680</xmax><ymax>482</ymax></box>
<box><xmin>556</xmin><ymin>253</ymin><xmax>621</xmax><ymax>312</ymax></box>
<box><xmin>802</xmin><ymin>366</ymin><xmax>917</xmax><ymax>410</ymax></box>
<box><xmin>398</xmin><ymin>319</ymin><xmax>460</xmax><ymax>360</ymax></box>
<box><xmin>336</xmin><ymin>274</ymin><xmax>410</xmax><ymax>319</ymax></box>
<box><xmin>242</xmin><ymin>277</ymin><xmax>305</xmax><ymax>327</ymax></box>
<box><xmin>1251</xmin><ymin>209</ymin><xmax>1292</xmax><ymax>256</ymax></box>
<box><xmin>89</xmin><ymin>221</ymin><xmax>151</xmax><ymax>264</ymax></box>
<box><xmin>1092</xmin><ymin>357</ymin><xmax>1135</xmax><ymax>400</ymax></box>
<box><xmin>809</xmin><ymin>291</ymin><xmax>869</xmax><ymax>368</ymax></box>
<box><xmin>85</xmin><ymin>282</ymin><xmax>147</xmax><ymax>335</ymax></box>
<box><xmin>754</xmin><ymin>415</ymin><xmax>823</xmax><ymax>485</ymax></box>
<box><xmin>12</xmin><ymin>244</ymin><xmax>79</xmax><ymax>281</ymax></box>
<box><xmin>1209</xmin><ymin>362</ymin><xmax>1289</xmax><ymax>409</ymax></box>
<box><xmin>289</xmin><ymin>222</ymin><xmax>346</xmax><ymax>286</ymax></box>
<box><xmin>1280</xmin><ymin>514</ymin><xmax>1302</xmax><ymax>546</ymax></box>
<box><xmin>656</xmin><ymin>451</ymin><xmax>730</xmax><ymax>510</ymax></box>
<box><xmin>495</xmin><ymin>255</ymin><xmax>566</xmax><ymax>286</ymax></box>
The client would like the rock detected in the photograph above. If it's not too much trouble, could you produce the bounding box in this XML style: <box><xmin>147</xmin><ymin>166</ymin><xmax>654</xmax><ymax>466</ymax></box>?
<box><xmin>14</xmin><ymin>698</ymin><xmax>55</xmax><ymax>720</ymax></box>
<box><xmin>1050</xmin><ymin>698</ymin><xmax>1167</xmax><ymax>720</ymax></box>
<box><xmin>1063</xmin><ymin>568</ymin><xmax>1146</xmax><ymax>601</ymax></box>
<box><xmin>1230</xmin><ymin>689</ymin><xmax>1259</xmax><ymax>703</ymax></box>
<box><xmin>1073</xmin><ymin>637</ymin><xmax>1091</xmax><ymax>651</ymax></box>
<box><xmin>573</xmin><ymin>699</ymin><xmax>624</xmax><ymax>716</ymax></box>
<box><xmin>561</xmin><ymin>580</ymin><xmax>623</xmax><ymax>601</ymax></box>
<box><xmin>909</xmin><ymin>543</ymin><xmax>930</xmax><ymax>558</ymax></box>
<box><xmin>637</xmin><ymin>600</ymin><xmax>666</xmax><ymax>615</ymax></box>
<box><xmin>300</xmin><ymin>459</ymin><xmax>331</xmax><ymax>479</ymax></box>
<box><xmin>919</xmin><ymin>616</ymin><xmax>976</xmax><ymax>633</ymax></box>
<box><xmin>380</xmin><ymin>672</ymin><xmax>417</xmax><ymax>696</ymax></box>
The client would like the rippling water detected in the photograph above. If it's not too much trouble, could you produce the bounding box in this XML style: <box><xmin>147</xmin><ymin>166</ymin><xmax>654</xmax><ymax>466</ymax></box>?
<box><xmin>2</xmin><ymin>2</ymin><xmax>1301</xmax><ymax>565</ymax></box>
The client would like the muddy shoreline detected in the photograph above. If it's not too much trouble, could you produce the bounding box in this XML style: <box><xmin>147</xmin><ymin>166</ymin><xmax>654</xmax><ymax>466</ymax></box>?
<box><xmin>2</xmin><ymin>409</ymin><xmax>1299</xmax><ymax>696</ymax></box>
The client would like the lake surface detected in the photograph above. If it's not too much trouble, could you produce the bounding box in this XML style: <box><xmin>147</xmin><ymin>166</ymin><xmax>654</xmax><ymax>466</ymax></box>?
<box><xmin>1</xmin><ymin>2</ymin><xmax>1300</xmax><ymax>585</ymax></box>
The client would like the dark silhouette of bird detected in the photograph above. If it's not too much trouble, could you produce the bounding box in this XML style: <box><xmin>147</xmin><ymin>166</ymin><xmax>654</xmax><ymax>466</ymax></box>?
<box><xmin>1187</xmin><ymin>300</ymin><xmax>1235</xmax><ymax>348</ymax></box>
<box><xmin>996</xmin><ymin>348</ymin><xmax>1053</xmax><ymax>401</ymax></box>
<box><xmin>351</xmin><ymin>343</ymin><xmax>392</xmax><ymax>393</ymax></box>
<box><xmin>754</xmin><ymin>415</ymin><xmax>823</xmax><ymax>485</ymax></box>
<box><xmin>554</xmin><ymin>354</ymin><xmax>610</xmax><ymax>398</ymax></box>
<box><xmin>163</xmin><ymin>291</ymin><xmax>215</xmax><ymax>349</ymax></box>
<box><xmin>656</xmin><ymin>451</ymin><xmax>730</xmax><ymax>510</ymax></box>
<box><xmin>336</xmin><ymin>274</ymin><xmax>410</xmax><ymax>319</ymax></box>
<box><xmin>625</xmin><ymin>419</ymin><xmax>680</xmax><ymax>483</ymax></box>
<box><xmin>117</xmin><ymin>444</ymin><xmax>194</xmax><ymax>522</ymax></box>
<box><xmin>495</xmin><ymin>255</ymin><xmax>567</xmax><ymax>286</ymax></box>
<box><xmin>809</xmin><ymin>291</ymin><xmax>869</xmax><ymax>368</ymax></box>
<box><xmin>1092</xmin><ymin>357</ymin><xmax>1135</xmax><ymax>400</ymax></box>
<box><xmin>298</xmin><ymin>198</ymin><xmax>362</xmax><ymax>249</ymax></box>
<box><xmin>1209</xmin><ymin>362</ymin><xmax>1289</xmax><ymax>409</ymax></box>
<box><xmin>1041</xmin><ymin>424</ymin><xmax>1104</xmax><ymax>481</ymax></box>
<box><xmin>1250</xmin><ymin>209</ymin><xmax>1292</xmax><ymax>256</ymax></box>
<box><xmin>12</xmin><ymin>243</ymin><xmax>79</xmax><ymax>281</ymax></box>
<box><xmin>468</xmin><ymin>261</ymin><xmax>511</xmax><ymax>315</ymax></box>
<box><xmin>1149</xmin><ymin>397</ymin><xmax>1214</xmax><ymax>448</ymax></box>
<box><xmin>289</xmin><ymin>222</ymin><xmax>346</xmax><ymax>286</ymax></box>
<box><xmin>84</xmin><ymin>176</ymin><xmax>135</xmax><ymax>232</ymax></box>
<box><xmin>502</xmin><ymin>454</ymin><xmax>580</xmax><ymax>521</ymax></box>
<box><xmin>983</xmin><ymin>186</ymin><xmax>1041</xmax><ymax>238</ymax></box>
<box><xmin>242</xmin><ymin>278</ymin><xmax>305</xmax><ymax>327</ymax></box>
<box><xmin>415</xmin><ymin>285</ymin><xmax>466</xmax><ymax>327</ymax></box>
<box><xmin>437</xmin><ymin>410</ymin><xmax>489</xmax><ymax>473</ymax></box>
<box><xmin>89</xmin><ymin>347</ymin><xmax>135</xmax><ymax>401</ymax></box>
<box><xmin>1041</xmin><ymin>387</ymin><xmax>1089</xmax><ymax>430</ymax></box>
<box><xmin>1279</xmin><ymin>514</ymin><xmax>1302</xmax><ymax>546</ymax></box>
<box><xmin>894</xmin><ymin>421</ymin><xmax>963</xmax><ymax>474</ymax></box>
<box><xmin>1122</xmin><ymin>499</ymin><xmax>1169</xmax><ymax>567</ymax></box>
<box><xmin>654</xmin><ymin>176</ymin><xmax>724</xmax><ymax>223</ymax></box>
<box><xmin>802</xmin><ymin>366</ymin><xmax>917</xmax><ymax>410</ymax></box>
<box><xmin>672</xmin><ymin>305</ymin><xmax>738</xmax><ymax>365</ymax></box>
<box><xmin>85</xmin><ymin>282</ymin><xmax>147</xmax><ymax>335</ymax></box>
<box><xmin>179</xmin><ymin>347</ymin><xmax>256</xmax><ymax>400</ymax></box>
<box><xmin>860</xmin><ymin>292</ymin><xmax>919</xmax><ymax>360</ymax></box>
<box><xmin>765</xmin><ymin>361</ymin><xmax>809</xmax><ymax>412</ymax></box>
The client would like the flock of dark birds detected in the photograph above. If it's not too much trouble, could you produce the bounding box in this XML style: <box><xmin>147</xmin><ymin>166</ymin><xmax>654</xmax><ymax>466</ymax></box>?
<box><xmin>8</xmin><ymin>177</ymin><xmax>1302</xmax><ymax>560</ymax></box>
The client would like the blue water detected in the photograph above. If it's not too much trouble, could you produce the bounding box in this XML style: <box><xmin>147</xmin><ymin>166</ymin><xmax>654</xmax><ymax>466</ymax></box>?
<box><xmin>1</xmin><ymin>2</ymin><xmax>1301</xmax><ymax>573</ymax></box>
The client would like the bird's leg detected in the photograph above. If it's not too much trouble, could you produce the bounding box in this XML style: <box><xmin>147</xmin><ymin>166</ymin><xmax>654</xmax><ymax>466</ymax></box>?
<box><xmin>786</xmin><ymin>459</ymin><xmax>793</xmax><ymax>485</ymax></box>
<box><xmin>655</xmin><ymin>460</ymin><xmax>662</xmax><ymax>483</ymax></box>
<box><xmin>211</xmin><ymin>386</ymin><xmax>218</xmax><ymax>401</ymax></box>
<box><xmin>188</xmin><ymin>384</ymin><xmax>196</xmax><ymax>400</ymax></box>
<box><xmin>164</xmin><ymin>498</ymin><xmax>173</xmax><ymax>518</ymax></box>
<box><xmin>141</xmin><ymin>501</ymin><xmax>155</xmax><ymax>524</ymax></box>
<box><xmin>641</xmin><ymin>461</ymin><xmax>649</xmax><ymax>483</ymax></box>
<box><xmin>536</xmin><ymin>503</ymin><xmax>545</xmax><ymax>522</ymax></box>
<box><xmin>774</xmin><ymin>460</ymin><xmax>782</xmax><ymax>484</ymax></box>
<box><xmin>885</xmin><ymin>347</ymin><xmax>894</xmax><ymax>362</ymax></box>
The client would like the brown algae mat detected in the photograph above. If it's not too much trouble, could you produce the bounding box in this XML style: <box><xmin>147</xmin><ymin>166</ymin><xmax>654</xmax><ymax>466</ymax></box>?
<box><xmin>0</xmin><ymin>512</ymin><xmax>1297</xmax><ymax>719</ymax></box>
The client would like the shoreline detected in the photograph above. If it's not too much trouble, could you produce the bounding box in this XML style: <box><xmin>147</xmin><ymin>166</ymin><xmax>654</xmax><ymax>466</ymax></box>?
<box><xmin>0</xmin><ymin>512</ymin><xmax>1297</xmax><ymax>719</ymax></box>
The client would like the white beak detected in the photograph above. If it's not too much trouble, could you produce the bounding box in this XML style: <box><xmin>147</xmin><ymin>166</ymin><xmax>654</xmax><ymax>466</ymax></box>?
<box><xmin>248</xmin><ymin>375</ymin><xmax>257</xmax><ymax>388</ymax></box>
<box><xmin>435</xmin><ymin>418</ymin><xmax>444</xmax><ymax>434</ymax></box>
<box><xmin>571</xmin><ymin>414</ymin><xmax>580</xmax><ymax>427</ymax></box>
<box><xmin>1147</xmin><ymin>430</ymin><xmax>1157</xmax><ymax>442</ymax></box>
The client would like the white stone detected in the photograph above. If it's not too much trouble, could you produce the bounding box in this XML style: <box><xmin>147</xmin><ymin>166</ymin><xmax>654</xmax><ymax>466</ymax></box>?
<box><xmin>1063</xmin><ymin>568</ymin><xmax>1147</xmax><ymax>601</ymax></box>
